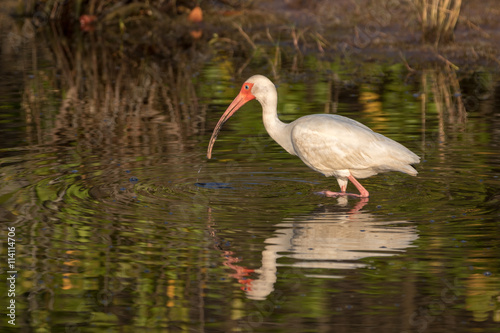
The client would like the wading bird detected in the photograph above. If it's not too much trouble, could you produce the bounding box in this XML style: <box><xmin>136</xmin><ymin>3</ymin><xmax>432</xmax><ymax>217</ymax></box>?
<box><xmin>207</xmin><ymin>75</ymin><xmax>419</xmax><ymax>198</ymax></box>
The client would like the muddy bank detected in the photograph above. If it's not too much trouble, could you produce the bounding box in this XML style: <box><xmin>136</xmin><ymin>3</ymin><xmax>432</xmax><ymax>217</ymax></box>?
<box><xmin>255</xmin><ymin>0</ymin><xmax>500</xmax><ymax>69</ymax></box>
<box><xmin>1</xmin><ymin>0</ymin><xmax>499</xmax><ymax>73</ymax></box>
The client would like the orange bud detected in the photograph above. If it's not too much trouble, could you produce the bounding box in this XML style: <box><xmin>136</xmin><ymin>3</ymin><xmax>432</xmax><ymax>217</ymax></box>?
<box><xmin>188</xmin><ymin>6</ymin><xmax>203</xmax><ymax>23</ymax></box>
<box><xmin>80</xmin><ymin>15</ymin><xmax>97</xmax><ymax>32</ymax></box>
<box><xmin>190</xmin><ymin>29</ymin><xmax>203</xmax><ymax>39</ymax></box>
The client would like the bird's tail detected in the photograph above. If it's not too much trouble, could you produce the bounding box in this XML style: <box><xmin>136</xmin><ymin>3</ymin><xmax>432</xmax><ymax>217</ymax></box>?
<box><xmin>398</xmin><ymin>164</ymin><xmax>418</xmax><ymax>176</ymax></box>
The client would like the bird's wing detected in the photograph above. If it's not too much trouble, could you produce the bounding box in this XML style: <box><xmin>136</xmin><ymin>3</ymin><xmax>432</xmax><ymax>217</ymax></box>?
<box><xmin>290</xmin><ymin>114</ymin><xmax>419</xmax><ymax>175</ymax></box>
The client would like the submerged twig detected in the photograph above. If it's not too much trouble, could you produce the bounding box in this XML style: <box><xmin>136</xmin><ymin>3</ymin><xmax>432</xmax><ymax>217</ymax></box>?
<box><xmin>399</xmin><ymin>51</ymin><xmax>416</xmax><ymax>72</ymax></box>
<box><xmin>436</xmin><ymin>53</ymin><xmax>459</xmax><ymax>70</ymax></box>
<box><xmin>234</xmin><ymin>23</ymin><xmax>257</xmax><ymax>50</ymax></box>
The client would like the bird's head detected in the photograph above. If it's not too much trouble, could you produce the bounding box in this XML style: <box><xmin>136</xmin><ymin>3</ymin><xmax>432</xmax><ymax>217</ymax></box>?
<box><xmin>244</xmin><ymin>75</ymin><xmax>276</xmax><ymax>105</ymax></box>
<box><xmin>207</xmin><ymin>75</ymin><xmax>276</xmax><ymax>159</ymax></box>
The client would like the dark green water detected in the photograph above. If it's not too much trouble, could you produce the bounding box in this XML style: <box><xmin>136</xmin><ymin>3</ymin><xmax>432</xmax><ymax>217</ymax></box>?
<box><xmin>0</xmin><ymin>28</ymin><xmax>499</xmax><ymax>333</ymax></box>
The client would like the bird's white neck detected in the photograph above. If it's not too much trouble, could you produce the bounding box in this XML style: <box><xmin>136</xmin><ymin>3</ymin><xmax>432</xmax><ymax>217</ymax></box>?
<box><xmin>258</xmin><ymin>89</ymin><xmax>296</xmax><ymax>155</ymax></box>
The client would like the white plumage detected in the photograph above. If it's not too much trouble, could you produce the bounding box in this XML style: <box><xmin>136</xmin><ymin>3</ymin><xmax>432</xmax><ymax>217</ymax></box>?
<box><xmin>207</xmin><ymin>75</ymin><xmax>420</xmax><ymax>198</ymax></box>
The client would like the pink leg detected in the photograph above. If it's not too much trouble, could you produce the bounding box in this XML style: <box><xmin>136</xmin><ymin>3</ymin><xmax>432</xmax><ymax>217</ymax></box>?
<box><xmin>318</xmin><ymin>174</ymin><xmax>370</xmax><ymax>198</ymax></box>
<box><xmin>320</xmin><ymin>187</ymin><xmax>345</xmax><ymax>197</ymax></box>
<box><xmin>347</xmin><ymin>174</ymin><xmax>370</xmax><ymax>198</ymax></box>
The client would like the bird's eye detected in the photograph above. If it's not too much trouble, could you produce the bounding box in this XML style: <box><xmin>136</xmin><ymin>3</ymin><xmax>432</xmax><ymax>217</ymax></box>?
<box><xmin>244</xmin><ymin>84</ymin><xmax>249</xmax><ymax>90</ymax></box>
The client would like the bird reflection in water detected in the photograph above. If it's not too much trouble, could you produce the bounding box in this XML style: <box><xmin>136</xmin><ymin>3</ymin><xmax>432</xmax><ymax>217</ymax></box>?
<box><xmin>208</xmin><ymin>201</ymin><xmax>418</xmax><ymax>300</ymax></box>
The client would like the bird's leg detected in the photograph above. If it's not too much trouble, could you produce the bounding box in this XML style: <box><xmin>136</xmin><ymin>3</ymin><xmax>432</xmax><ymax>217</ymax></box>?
<box><xmin>347</xmin><ymin>174</ymin><xmax>369</xmax><ymax>198</ymax></box>
<box><xmin>318</xmin><ymin>174</ymin><xmax>370</xmax><ymax>198</ymax></box>
<box><xmin>318</xmin><ymin>178</ymin><xmax>347</xmax><ymax>197</ymax></box>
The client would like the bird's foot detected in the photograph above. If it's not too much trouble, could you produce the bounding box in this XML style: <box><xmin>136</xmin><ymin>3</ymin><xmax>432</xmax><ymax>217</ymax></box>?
<box><xmin>316</xmin><ymin>190</ymin><xmax>369</xmax><ymax>198</ymax></box>
<box><xmin>316</xmin><ymin>190</ymin><xmax>344</xmax><ymax>197</ymax></box>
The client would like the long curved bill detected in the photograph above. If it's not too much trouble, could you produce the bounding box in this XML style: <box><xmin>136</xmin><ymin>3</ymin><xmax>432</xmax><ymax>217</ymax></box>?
<box><xmin>207</xmin><ymin>86</ymin><xmax>255</xmax><ymax>159</ymax></box>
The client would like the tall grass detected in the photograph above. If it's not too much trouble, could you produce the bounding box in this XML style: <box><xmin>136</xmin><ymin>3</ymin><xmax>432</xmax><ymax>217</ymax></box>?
<box><xmin>414</xmin><ymin>0</ymin><xmax>462</xmax><ymax>46</ymax></box>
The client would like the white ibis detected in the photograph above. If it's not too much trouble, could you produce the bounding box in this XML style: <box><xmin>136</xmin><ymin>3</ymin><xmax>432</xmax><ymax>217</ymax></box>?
<box><xmin>207</xmin><ymin>75</ymin><xmax>420</xmax><ymax>198</ymax></box>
